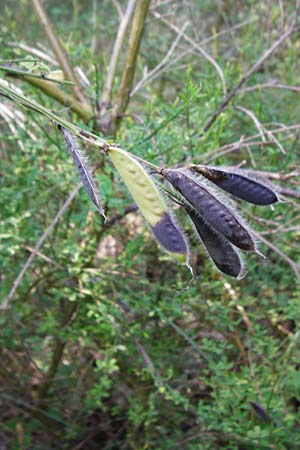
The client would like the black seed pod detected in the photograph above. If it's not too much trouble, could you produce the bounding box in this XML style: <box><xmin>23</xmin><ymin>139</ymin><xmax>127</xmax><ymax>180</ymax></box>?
<box><xmin>189</xmin><ymin>165</ymin><xmax>279</xmax><ymax>205</ymax></box>
<box><xmin>187</xmin><ymin>207</ymin><xmax>244</xmax><ymax>278</ymax></box>
<box><xmin>161</xmin><ymin>168</ymin><xmax>256</xmax><ymax>251</ymax></box>
<box><xmin>151</xmin><ymin>212</ymin><xmax>187</xmax><ymax>255</ymax></box>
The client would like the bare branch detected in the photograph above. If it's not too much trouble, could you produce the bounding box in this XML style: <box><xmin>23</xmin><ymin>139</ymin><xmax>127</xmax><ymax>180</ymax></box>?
<box><xmin>10</xmin><ymin>75</ymin><xmax>93</xmax><ymax>124</ymax></box>
<box><xmin>102</xmin><ymin>0</ymin><xmax>137</xmax><ymax>103</ymax></box>
<box><xmin>131</xmin><ymin>21</ymin><xmax>189</xmax><ymax>96</ymax></box>
<box><xmin>236</xmin><ymin>105</ymin><xmax>286</xmax><ymax>154</ymax></box>
<box><xmin>240</xmin><ymin>80</ymin><xmax>300</xmax><ymax>94</ymax></box>
<box><xmin>199</xmin><ymin>18</ymin><xmax>300</xmax><ymax>137</ymax></box>
<box><xmin>7</xmin><ymin>41</ymin><xmax>57</xmax><ymax>65</ymax></box>
<box><xmin>1</xmin><ymin>184</ymin><xmax>81</xmax><ymax>310</ymax></box>
<box><xmin>32</xmin><ymin>0</ymin><xmax>87</xmax><ymax>105</ymax></box>
<box><xmin>152</xmin><ymin>10</ymin><xmax>227</xmax><ymax>96</ymax></box>
<box><xmin>113</xmin><ymin>0</ymin><xmax>151</xmax><ymax>124</ymax></box>
<box><xmin>258</xmin><ymin>234</ymin><xmax>300</xmax><ymax>280</ymax></box>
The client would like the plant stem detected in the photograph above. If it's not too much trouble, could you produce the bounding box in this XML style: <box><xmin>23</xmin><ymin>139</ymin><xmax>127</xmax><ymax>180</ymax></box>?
<box><xmin>23</xmin><ymin>76</ymin><xmax>93</xmax><ymax>123</ymax></box>
<box><xmin>102</xmin><ymin>0</ymin><xmax>137</xmax><ymax>104</ymax></box>
<box><xmin>0</xmin><ymin>81</ymin><xmax>104</xmax><ymax>147</ymax></box>
<box><xmin>199</xmin><ymin>22</ymin><xmax>300</xmax><ymax>137</ymax></box>
<box><xmin>32</xmin><ymin>0</ymin><xmax>87</xmax><ymax>105</ymax></box>
<box><xmin>112</xmin><ymin>0</ymin><xmax>151</xmax><ymax>129</ymax></box>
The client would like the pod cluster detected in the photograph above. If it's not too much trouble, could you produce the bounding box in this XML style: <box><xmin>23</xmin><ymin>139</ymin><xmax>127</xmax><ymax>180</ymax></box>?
<box><xmin>160</xmin><ymin>165</ymin><xmax>279</xmax><ymax>278</ymax></box>
<box><xmin>62</xmin><ymin>129</ymin><xmax>278</xmax><ymax>279</ymax></box>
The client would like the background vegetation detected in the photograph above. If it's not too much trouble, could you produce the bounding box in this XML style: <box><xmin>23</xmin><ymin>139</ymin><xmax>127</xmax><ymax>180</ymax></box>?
<box><xmin>1</xmin><ymin>1</ymin><xmax>300</xmax><ymax>448</ymax></box>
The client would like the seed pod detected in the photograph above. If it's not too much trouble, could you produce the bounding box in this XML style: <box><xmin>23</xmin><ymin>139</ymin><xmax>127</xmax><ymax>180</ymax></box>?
<box><xmin>108</xmin><ymin>147</ymin><xmax>188</xmax><ymax>263</ymax></box>
<box><xmin>189</xmin><ymin>165</ymin><xmax>279</xmax><ymax>205</ymax></box>
<box><xmin>59</xmin><ymin>126</ymin><xmax>106</xmax><ymax>220</ymax></box>
<box><xmin>161</xmin><ymin>168</ymin><xmax>256</xmax><ymax>251</ymax></box>
<box><xmin>186</xmin><ymin>206</ymin><xmax>244</xmax><ymax>278</ymax></box>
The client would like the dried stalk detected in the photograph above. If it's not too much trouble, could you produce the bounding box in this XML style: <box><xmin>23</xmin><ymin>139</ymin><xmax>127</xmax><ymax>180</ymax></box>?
<box><xmin>199</xmin><ymin>19</ymin><xmax>300</xmax><ymax>137</ymax></box>
<box><xmin>102</xmin><ymin>0</ymin><xmax>137</xmax><ymax>103</ymax></box>
<box><xmin>112</xmin><ymin>0</ymin><xmax>151</xmax><ymax>130</ymax></box>
<box><xmin>1</xmin><ymin>184</ymin><xmax>81</xmax><ymax>310</ymax></box>
<box><xmin>13</xmin><ymin>76</ymin><xmax>93</xmax><ymax>123</ymax></box>
<box><xmin>152</xmin><ymin>11</ymin><xmax>227</xmax><ymax>96</ymax></box>
<box><xmin>32</xmin><ymin>0</ymin><xmax>87</xmax><ymax>105</ymax></box>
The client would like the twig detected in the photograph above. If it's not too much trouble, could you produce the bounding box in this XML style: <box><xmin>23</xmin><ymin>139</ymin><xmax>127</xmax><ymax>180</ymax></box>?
<box><xmin>32</xmin><ymin>0</ymin><xmax>87</xmax><ymax>104</ymax></box>
<box><xmin>112</xmin><ymin>0</ymin><xmax>151</xmax><ymax>125</ymax></box>
<box><xmin>277</xmin><ymin>186</ymin><xmax>300</xmax><ymax>199</ymax></box>
<box><xmin>105</xmin><ymin>204</ymin><xmax>138</xmax><ymax>227</ymax></box>
<box><xmin>0</xmin><ymin>80</ymin><xmax>103</xmax><ymax>146</ymax></box>
<box><xmin>7</xmin><ymin>41</ymin><xmax>57</xmax><ymax>65</ymax></box>
<box><xmin>0</xmin><ymin>184</ymin><xmax>81</xmax><ymax>310</ymax></box>
<box><xmin>152</xmin><ymin>11</ymin><xmax>227</xmax><ymax>97</ymax></box>
<box><xmin>3</xmin><ymin>74</ymin><xmax>93</xmax><ymax>124</ymax></box>
<box><xmin>200</xmin><ymin>124</ymin><xmax>300</xmax><ymax>163</ymax></box>
<box><xmin>102</xmin><ymin>0</ymin><xmax>137</xmax><ymax>103</ymax></box>
<box><xmin>20</xmin><ymin>245</ymin><xmax>63</xmax><ymax>268</ymax></box>
<box><xmin>236</xmin><ymin>105</ymin><xmax>286</xmax><ymax>154</ymax></box>
<box><xmin>258</xmin><ymin>234</ymin><xmax>300</xmax><ymax>280</ymax></box>
<box><xmin>235</xmin><ymin>105</ymin><xmax>267</xmax><ymax>143</ymax></box>
<box><xmin>199</xmin><ymin>18</ymin><xmax>300</xmax><ymax>137</ymax></box>
<box><xmin>131</xmin><ymin>21</ymin><xmax>189</xmax><ymax>96</ymax></box>
<box><xmin>240</xmin><ymin>81</ymin><xmax>300</xmax><ymax>94</ymax></box>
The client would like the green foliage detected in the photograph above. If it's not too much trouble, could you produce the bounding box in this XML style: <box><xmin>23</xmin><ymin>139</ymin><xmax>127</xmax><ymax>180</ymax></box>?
<box><xmin>1</xmin><ymin>1</ymin><xmax>300</xmax><ymax>449</ymax></box>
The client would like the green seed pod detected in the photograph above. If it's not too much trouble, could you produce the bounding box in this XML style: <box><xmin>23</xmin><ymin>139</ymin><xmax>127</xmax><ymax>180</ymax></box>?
<box><xmin>161</xmin><ymin>168</ymin><xmax>256</xmax><ymax>251</ymax></box>
<box><xmin>108</xmin><ymin>147</ymin><xmax>188</xmax><ymax>263</ymax></box>
<box><xmin>186</xmin><ymin>206</ymin><xmax>244</xmax><ymax>278</ymax></box>
<box><xmin>189</xmin><ymin>165</ymin><xmax>279</xmax><ymax>205</ymax></box>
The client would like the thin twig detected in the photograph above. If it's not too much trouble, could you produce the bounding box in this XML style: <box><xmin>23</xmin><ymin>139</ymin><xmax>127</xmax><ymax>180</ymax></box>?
<box><xmin>1</xmin><ymin>184</ymin><xmax>81</xmax><ymax>310</ymax></box>
<box><xmin>3</xmin><ymin>74</ymin><xmax>93</xmax><ymax>123</ymax></box>
<box><xmin>236</xmin><ymin>105</ymin><xmax>286</xmax><ymax>154</ymax></box>
<box><xmin>131</xmin><ymin>21</ymin><xmax>189</xmax><ymax>96</ymax></box>
<box><xmin>152</xmin><ymin>11</ymin><xmax>227</xmax><ymax>96</ymax></box>
<box><xmin>258</xmin><ymin>234</ymin><xmax>300</xmax><ymax>280</ymax></box>
<box><xmin>277</xmin><ymin>186</ymin><xmax>300</xmax><ymax>199</ymax></box>
<box><xmin>102</xmin><ymin>0</ymin><xmax>137</xmax><ymax>103</ymax></box>
<box><xmin>240</xmin><ymin>81</ymin><xmax>300</xmax><ymax>94</ymax></box>
<box><xmin>199</xmin><ymin>18</ymin><xmax>300</xmax><ymax>137</ymax></box>
<box><xmin>32</xmin><ymin>0</ymin><xmax>87</xmax><ymax>104</ymax></box>
<box><xmin>200</xmin><ymin>124</ymin><xmax>300</xmax><ymax>163</ymax></box>
<box><xmin>7</xmin><ymin>41</ymin><xmax>57</xmax><ymax>65</ymax></box>
<box><xmin>113</xmin><ymin>0</ymin><xmax>151</xmax><ymax>124</ymax></box>
<box><xmin>235</xmin><ymin>105</ymin><xmax>267</xmax><ymax>143</ymax></box>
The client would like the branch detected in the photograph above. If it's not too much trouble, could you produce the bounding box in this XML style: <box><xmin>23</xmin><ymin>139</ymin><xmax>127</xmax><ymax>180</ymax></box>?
<box><xmin>199</xmin><ymin>20</ymin><xmax>300</xmax><ymax>137</ymax></box>
<box><xmin>102</xmin><ymin>0</ymin><xmax>137</xmax><ymax>103</ymax></box>
<box><xmin>1</xmin><ymin>184</ymin><xmax>81</xmax><ymax>310</ymax></box>
<box><xmin>130</xmin><ymin>21</ymin><xmax>189</xmax><ymax>97</ymax></box>
<box><xmin>5</xmin><ymin>75</ymin><xmax>93</xmax><ymax>124</ymax></box>
<box><xmin>0</xmin><ymin>80</ymin><xmax>105</xmax><ymax>147</ymax></box>
<box><xmin>32</xmin><ymin>0</ymin><xmax>87</xmax><ymax>105</ymax></box>
<box><xmin>152</xmin><ymin>11</ymin><xmax>227</xmax><ymax>96</ymax></box>
<box><xmin>258</xmin><ymin>234</ymin><xmax>300</xmax><ymax>280</ymax></box>
<box><xmin>112</xmin><ymin>0</ymin><xmax>151</xmax><ymax>124</ymax></box>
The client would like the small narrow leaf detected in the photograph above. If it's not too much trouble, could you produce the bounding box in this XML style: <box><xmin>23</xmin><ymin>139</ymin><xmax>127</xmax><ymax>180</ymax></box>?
<box><xmin>189</xmin><ymin>165</ymin><xmax>279</xmax><ymax>205</ymax></box>
<box><xmin>59</xmin><ymin>126</ymin><xmax>106</xmax><ymax>220</ymax></box>
<box><xmin>108</xmin><ymin>147</ymin><xmax>188</xmax><ymax>263</ymax></box>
